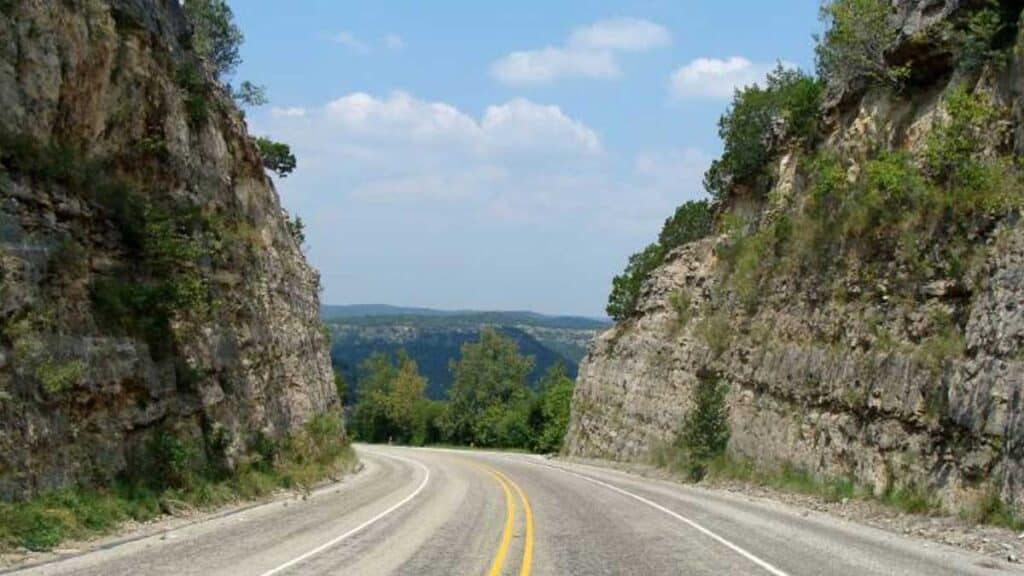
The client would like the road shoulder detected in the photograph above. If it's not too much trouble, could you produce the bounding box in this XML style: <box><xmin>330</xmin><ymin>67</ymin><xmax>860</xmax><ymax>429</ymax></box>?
<box><xmin>553</xmin><ymin>455</ymin><xmax>1024</xmax><ymax>567</ymax></box>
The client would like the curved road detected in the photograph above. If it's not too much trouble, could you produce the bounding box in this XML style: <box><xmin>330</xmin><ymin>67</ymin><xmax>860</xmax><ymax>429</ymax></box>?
<box><xmin>8</xmin><ymin>445</ymin><xmax>1020</xmax><ymax>575</ymax></box>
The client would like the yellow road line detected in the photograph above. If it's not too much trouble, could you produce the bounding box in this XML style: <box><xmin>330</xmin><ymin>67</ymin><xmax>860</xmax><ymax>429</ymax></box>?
<box><xmin>482</xmin><ymin>465</ymin><xmax>517</xmax><ymax>576</ymax></box>
<box><xmin>491</xmin><ymin>468</ymin><xmax>534</xmax><ymax>576</ymax></box>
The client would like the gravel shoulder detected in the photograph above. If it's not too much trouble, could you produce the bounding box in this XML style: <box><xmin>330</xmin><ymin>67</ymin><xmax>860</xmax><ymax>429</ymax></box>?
<box><xmin>557</xmin><ymin>455</ymin><xmax>1024</xmax><ymax>566</ymax></box>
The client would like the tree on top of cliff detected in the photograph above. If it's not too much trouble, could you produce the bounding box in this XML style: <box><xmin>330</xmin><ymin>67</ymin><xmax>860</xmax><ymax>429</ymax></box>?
<box><xmin>815</xmin><ymin>0</ymin><xmax>908</xmax><ymax>88</ymax></box>
<box><xmin>183</xmin><ymin>0</ymin><xmax>243</xmax><ymax>80</ymax></box>
<box><xmin>182</xmin><ymin>0</ymin><xmax>298</xmax><ymax>183</ymax></box>
<box><xmin>703</xmin><ymin>65</ymin><xmax>822</xmax><ymax>201</ymax></box>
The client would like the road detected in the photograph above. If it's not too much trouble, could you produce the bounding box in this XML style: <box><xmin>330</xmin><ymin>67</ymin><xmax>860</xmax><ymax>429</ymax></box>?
<box><xmin>6</xmin><ymin>445</ymin><xmax>1020</xmax><ymax>576</ymax></box>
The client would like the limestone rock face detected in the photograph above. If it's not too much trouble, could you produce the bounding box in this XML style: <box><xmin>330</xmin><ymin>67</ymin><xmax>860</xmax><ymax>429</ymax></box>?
<box><xmin>0</xmin><ymin>0</ymin><xmax>337</xmax><ymax>498</ymax></box>
<box><xmin>566</xmin><ymin>0</ymin><xmax>1024</xmax><ymax>510</ymax></box>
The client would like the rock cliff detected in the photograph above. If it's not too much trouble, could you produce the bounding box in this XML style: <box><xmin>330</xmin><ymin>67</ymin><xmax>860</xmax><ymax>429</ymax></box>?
<box><xmin>0</xmin><ymin>0</ymin><xmax>337</xmax><ymax>499</ymax></box>
<box><xmin>567</xmin><ymin>0</ymin><xmax>1024</xmax><ymax>511</ymax></box>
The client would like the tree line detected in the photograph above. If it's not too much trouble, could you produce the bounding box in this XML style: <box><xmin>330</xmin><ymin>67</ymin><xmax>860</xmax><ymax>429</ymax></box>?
<box><xmin>348</xmin><ymin>328</ymin><xmax>574</xmax><ymax>453</ymax></box>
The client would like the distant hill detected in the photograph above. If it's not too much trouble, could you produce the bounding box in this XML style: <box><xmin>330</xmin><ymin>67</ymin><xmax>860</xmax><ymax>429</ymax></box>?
<box><xmin>322</xmin><ymin>305</ymin><xmax>610</xmax><ymax>400</ymax></box>
<box><xmin>321</xmin><ymin>304</ymin><xmax>609</xmax><ymax>330</ymax></box>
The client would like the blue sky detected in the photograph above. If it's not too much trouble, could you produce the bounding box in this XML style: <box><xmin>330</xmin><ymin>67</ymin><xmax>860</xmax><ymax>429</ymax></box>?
<box><xmin>231</xmin><ymin>1</ymin><xmax>822</xmax><ymax>317</ymax></box>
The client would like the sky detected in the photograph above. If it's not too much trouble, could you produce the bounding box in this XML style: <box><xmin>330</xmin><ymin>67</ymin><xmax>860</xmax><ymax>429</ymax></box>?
<box><xmin>231</xmin><ymin>1</ymin><xmax>823</xmax><ymax>317</ymax></box>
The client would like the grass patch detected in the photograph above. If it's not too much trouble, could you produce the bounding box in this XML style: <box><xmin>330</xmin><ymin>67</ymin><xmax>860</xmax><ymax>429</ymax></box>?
<box><xmin>654</xmin><ymin>451</ymin><xmax>952</xmax><ymax>518</ymax></box>
<box><xmin>0</xmin><ymin>415</ymin><xmax>354</xmax><ymax>553</ymax></box>
<box><xmin>960</xmin><ymin>488</ymin><xmax>1024</xmax><ymax>531</ymax></box>
<box><xmin>694</xmin><ymin>309</ymin><xmax>732</xmax><ymax>359</ymax></box>
<box><xmin>668</xmin><ymin>288</ymin><xmax>693</xmax><ymax>334</ymax></box>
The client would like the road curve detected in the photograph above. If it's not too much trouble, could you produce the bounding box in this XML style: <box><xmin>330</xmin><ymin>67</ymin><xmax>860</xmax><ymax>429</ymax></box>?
<box><xmin>7</xmin><ymin>445</ymin><xmax>1021</xmax><ymax>576</ymax></box>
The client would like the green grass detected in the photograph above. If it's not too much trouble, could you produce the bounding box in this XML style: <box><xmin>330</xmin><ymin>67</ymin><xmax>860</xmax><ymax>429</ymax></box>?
<box><xmin>959</xmin><ymin>489</ymin><xmax>1024</xmax><ymax>531</ymax></box>
<box><xmin>703</xmin><ymin>457</ymin><xmax>859</xmax><ymax>503</ymax></box>
<box><xmin>0</xmin><ymin>417</ymin><xmax>355</xmax><ymax>553</ymax></box>
<box><xmin>654</xmin><ymin>453</ymin><xmax>955</xmax><ymax>517</ymax></box>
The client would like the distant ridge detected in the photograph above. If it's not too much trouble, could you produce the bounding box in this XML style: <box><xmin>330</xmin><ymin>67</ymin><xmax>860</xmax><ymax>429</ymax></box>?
<box><xmin>320</xmin><ymin>304</ymin><xmax>610</xmax><ymax>330</ymax></box>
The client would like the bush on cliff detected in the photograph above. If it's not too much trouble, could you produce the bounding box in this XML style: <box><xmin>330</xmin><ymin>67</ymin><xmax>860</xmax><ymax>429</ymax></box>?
<box><xmin>815</xmin><ymin>0</ymin><xmax>908</xmax><ymax>88</ymax></box>
<box><xmin>704</xmin><ymin>66</ymin><xmax>823</xmax><ymax>201</ymax></box>
<box><xmin>670</xmin><ymin>371</ymin><xmax>731</xmax><ymax>481</ymax></box>
<box><xmin>607</xmin><ymin>200</ymin><xmax>714</xmax><ymax>321</ymax></box>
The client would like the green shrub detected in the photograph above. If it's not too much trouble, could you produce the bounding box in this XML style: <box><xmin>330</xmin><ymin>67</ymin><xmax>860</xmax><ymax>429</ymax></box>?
<box><xmin>882</xmin><ymin>483</ymin><xmax>939</xmax><ymax>515</ymax></box>
<box><xmin>673</xmin><ymin>370</ymin><xmax>730</xmax><ymax>480</ymax></box>
<box><xmin>668</xmin><ymin>289</ymin><xmax>693</xmax><ymax>333</ymax></box>
<box><xmin>816</xmin><ymin>0</ymin><xmax>909</xmax><ymax>87</ymax></box>
<box><xmin>176</xmin><ymin>60</ymin><xmax>210</xmax><ymax>125</ymax></box>
<box><xmin>720</xmin><ymin>227</ymin><xmax>775</xmax><ymax>311</ymax></box>
<box><xmin>36</xmin><ymin>359</ymin><xmax>85</xmax><ymax>394</ymax></box>
<box><xmin>145</xmin><ymin>431</ymin><xmax>202</xmax><ymax>490</ymax></box>
<box><xmin>914</xmin><ymin>309</ymin><xmax>965</xmax><ymax>372</ymax></box>
<box><xmin>960</xmin><ymin>488</ymin><xmax>1024</xmax><ymax>530</ymax></box>
<box><xmin>606</xmin><ymin>243</ymin><xmax>665</xmax><ymax>321</ymax></box>
<box><xmin>183</xmin><ymin>0</ymin><xmax>243</xmax><ymax>79</ymax></box>
<box><xmin>607</xmin><ymin>200</ymin><xmax>717</xmax><ymax>322</ymax></box>
<box><xmin>286</xmin><ymin>213</ymin><xmax>305</xmax><ymax>246</ymax></box>
<box><xmin>924</xmin><ymin>88</ymin><xmax>999</xmax><ymax>184</ymax></box>
<box><xmin>704</xmin><ymin>66</ymin><xmax>823</xmax><ymax>200</ymax></box>
<box><xmin>957</xmin><ymin>2</ymin><xmax>1014</xmax><ymax>74</ymax></box>
<box><xmin>695</xmin><ymin>309</ymin><xmax>732</xmax><ymax>359</ymax></box>
<box><xmin>255</xmin><ymin>137</ymin><xmax>297</xmax><ymax>178</ymax></box>
<box><xmin>658</xmin><ymin>200</ymin><xmax>713</xmax><ymax>251</ymax></box>
<box><xmin>532</xmin><ymin>363</ymin><xmax>575</xmax><ymax>453</ymax></box>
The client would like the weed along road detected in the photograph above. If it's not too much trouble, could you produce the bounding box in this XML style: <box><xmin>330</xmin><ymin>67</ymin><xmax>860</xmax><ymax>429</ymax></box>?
<box><xmin>9</xmin><ymin>445</ymin><xmax>1015</xmax><ymax>576</ymax></box>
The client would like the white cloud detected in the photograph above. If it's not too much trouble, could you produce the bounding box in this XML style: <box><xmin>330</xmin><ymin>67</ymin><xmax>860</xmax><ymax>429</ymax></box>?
<box><xmin>322</xmin><ymin>91</ymin><xmax>600</xmax><ymax>155</ymax></box>
<box><xmin>490</xmin><ymin>48</ymin><xmax>619</xmax><ymax>84</ymax></box>
<box><xmin>482</xmin><ymin>99</ymin><xmax>601</xmax><ymax>154</ymax></box>
<box><xmin>568</xmin><ymin>17</ymin><xmax>671</xmax><ymax>52</ymax></box>
<box><xmin>270</xmin><ymin>106</ymin><xmax>307</xmax><ymax>118</ymax></box>
<box><xmin>490</xmin><ymin>17</ymin><xmax>669</xmax><ymax>85</ymax></box>
<box><xmin>669</xmin><ymin>57</ymin><xmax>785</xmax><ymax>99</ymax></box>
<box><xmin>332</xmin><ymin>31</ymin><xmax>370</xmax><ymax>54</ymax></box>
<box><xmin>384</xmin><ymin>34</ymin><xmax>404</xmax><ymax>51</ymax></box>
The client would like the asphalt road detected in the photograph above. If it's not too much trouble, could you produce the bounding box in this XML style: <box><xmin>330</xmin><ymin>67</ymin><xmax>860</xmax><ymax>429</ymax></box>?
<box><xmin>8</xmin><ymin>445</ymin><xmax>1022</xmax><ymax>576</ymax></box>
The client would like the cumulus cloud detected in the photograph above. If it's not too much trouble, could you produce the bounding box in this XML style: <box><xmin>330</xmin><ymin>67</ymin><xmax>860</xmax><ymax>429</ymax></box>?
<box><xmin>490</xmin><ymin>17</ymin><xmax>670</xmax><ymax>85</ymax></box>
<box><xmin>332</xmin><ymin>31</ymin><xmax>370</xmax><ymax>54</ymax></box>
<box><xmin>490</xmin><ymin>48</ymin><xmax>619</xmax><ymax>84</ymax></box>
<box><xmin>322</xmin><ymin>91</ymin><xmax>601</xmax><ymax>155</ymax></box>
<box><xmin>669</xmin><ymin>57</ymin><xmax>785</xmax><ymax>99</ymax></box>
<box><xmin>568</xmin><ymin>17</ymin><xmax>671</xmax><ymax>52</ymax></box>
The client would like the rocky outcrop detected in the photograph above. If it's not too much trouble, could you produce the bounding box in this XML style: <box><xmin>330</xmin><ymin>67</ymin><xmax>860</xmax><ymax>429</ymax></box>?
<box><xmin>0</xmin><ymin>0</ymin><xmax>338</xmax><ymax>498</ymax></box>
<box><xmin>567</xmin><ymin>0</ymin><xmax>1024</xmax><ymax>510</ymax></box>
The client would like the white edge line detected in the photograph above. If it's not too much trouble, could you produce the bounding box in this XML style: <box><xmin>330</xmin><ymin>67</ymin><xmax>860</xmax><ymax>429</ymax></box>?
<box><xmin>256</xmin><ymin>450</ymin><xmax>430</xmax><ymax>576</ymax></box>
<box><xmin>519</xmin><ymin>457</ymin><xmax>791</xmax><ymax>576</ymax></box>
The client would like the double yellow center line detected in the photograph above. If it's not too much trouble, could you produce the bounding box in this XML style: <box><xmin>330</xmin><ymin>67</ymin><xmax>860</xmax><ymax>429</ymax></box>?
<box><xmin>479</xmin><ymin>463</ymin><xmax>534</xmax><ymax>576</ymax></box>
